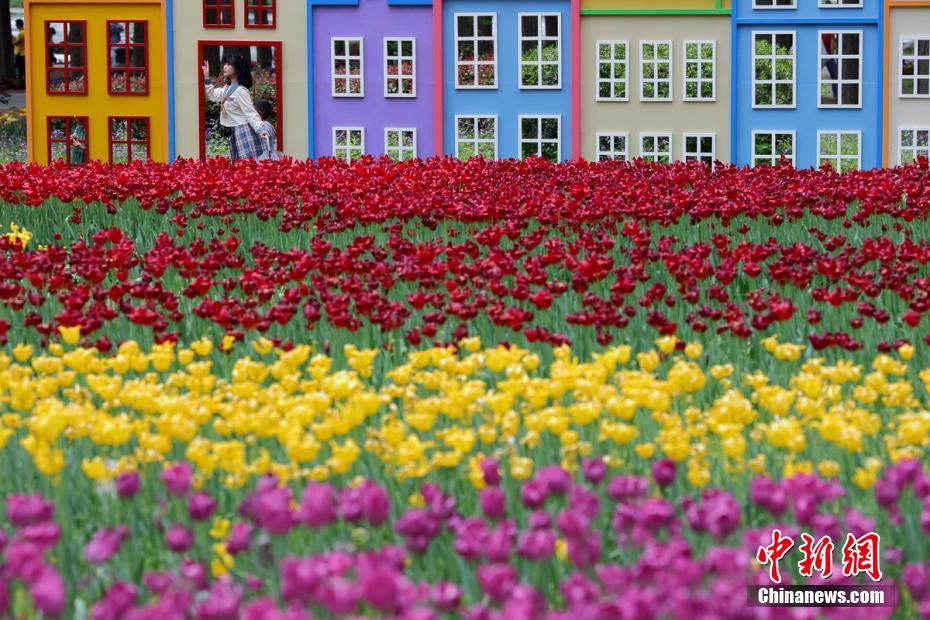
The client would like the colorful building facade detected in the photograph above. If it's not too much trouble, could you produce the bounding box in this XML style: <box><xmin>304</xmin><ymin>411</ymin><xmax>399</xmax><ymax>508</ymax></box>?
<box><xmin>884</xmin><ymin>0</ymin><xmax>930</xmax><ymax>165</ymax></box>
<box><xmin>310</xmin><ymin>0</ymin><xmax>434</xmax><ymax>161</ymax></box>
<box><xmin>169</xmin><ymin>0</ymin><xmax>309</xmax><ymax>160</ymax></box>
<box><xmin>439</xmin><ymin>0</ymin><xmax>578</xmax><ymax>161</ymax></box>
<box><xmin>580</xmin><ymin>0</ymin><xmax>731</xmax><ymax>163</ymax></box>
<box><xmin>23</xmin><ymin>0</ymin><xmax>930</xmax><ymax>169</ymax></box>
<box><xmin>733</xmin><ymin>0</ymin><xmax>883</xmax><ymax>170</ymax></box>
<box><xmin>25</xmin><ymin>0</ymin><xmax>168</xmax><ymax>164</ymax></box>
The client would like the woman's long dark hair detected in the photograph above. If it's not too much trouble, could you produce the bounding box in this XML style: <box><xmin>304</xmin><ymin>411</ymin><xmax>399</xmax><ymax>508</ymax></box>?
<box><xmin>223</xmin><ymin>53</ymin><xmax>253</xmax><ymax>89</ymax></box>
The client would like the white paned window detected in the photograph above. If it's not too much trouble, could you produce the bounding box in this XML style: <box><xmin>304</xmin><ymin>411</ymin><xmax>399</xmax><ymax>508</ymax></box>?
<box><xmin>333</xmin><ymin>127</ymin><xmax>365</xmax><ymax>161</ymax></box>
<box><xmin>753</xmin><ymin>0</ymin><xmax>796</xmax><ymax>6</ymax></box>
<box><xmin>519</xmin><ymin>115</ymin><xmax>560</xmax><ymax>161</ymax></box>
<box><xmin>820</xmin><ymin>0</ymin><xmax>862</xmax><ymax>6</ymax></box>
<box><xmin>455</xmin><ymin>13</ymin><xmax>496</xmax><ymax>88</ymax></box>
<box><xmin>683</xmin><ymin>40</ymin><xmax>716</xmax><ymax>101</ymax></box>
<box><xmin>819</xmin><ymin>31</ymin><xmax>861</xmax><ymax>107</ymax></box>
<box><xmin>817</xmin><ymin>131</ymin><xmax>860</xmax><ymax>172</ymax></box>
<box><xmin>753</xmin><ymin>31</ymin><xmax>795</xmax><ymax>107</ymax></box>
<box><xmin>332</xmin><ymin>38</ymin><xmax>363</xmax><ymax>97</ymax></box>
<box><xmin>900</xmin><ymin>37</ymin><xmax>930</xmax><ymax>97</ymax></box>
<box><xmin>752</xmin><ymin>131</ymin><xmax>795</xmax><ymax>166</ymax></box>
<box><xmin>385</xmin><ymin>128</ymin><xmax>416</xmax><ymax>161</ymax></box>
<box><xmin>640</xmin><ymin>41</ymin><xmax>672</xmax><ymax>101</ymax></box>
<box><xmin>596</xmin><ymin>132</ymin><xmax>628</xmax><ymax>161</ymax></box>
<box><xmin>596</xmin><ymin>40</ymin><xmax>628</xmax><ymax>101</ymax></box>
<box><xmin>384</xmin><ymin>38</ymin><xmax>415</xmax><ymax>97</ymax></box>
<box><xmin>520</xmin><ymin>13</ymin><xmax>561</xmax><ymax>88</ymax></box>
<box><xmin>683</xmin><ymin>134</ymin><xmax>715</xmax><ymax>166</ymax></box>
<box><xmin>640</xmin><ymin>133</ymin><xmax>672</xmax><ymax>163</ymax></box>
<box><xmin>900</xmin><ymin>128</ymin><xmax>930</xmax><ymax>164</ymax></box>
<box><xmin>455</xmin><ymin>115</ymin><xmax>497</xmax><ymax>160</ymax></box>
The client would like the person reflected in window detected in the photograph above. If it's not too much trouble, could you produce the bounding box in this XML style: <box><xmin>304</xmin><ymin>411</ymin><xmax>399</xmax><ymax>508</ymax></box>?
<box><xmin>13</xmin><ymin>20</ymin><xmax>26</xmax><ymax>82</ymax></box>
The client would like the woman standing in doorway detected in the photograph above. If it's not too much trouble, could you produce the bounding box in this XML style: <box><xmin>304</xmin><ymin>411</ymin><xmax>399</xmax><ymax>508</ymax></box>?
<box><xmin>202</xmin><ymin>54</ymin><xmax>268</xmax><ymax>161</ymax></box>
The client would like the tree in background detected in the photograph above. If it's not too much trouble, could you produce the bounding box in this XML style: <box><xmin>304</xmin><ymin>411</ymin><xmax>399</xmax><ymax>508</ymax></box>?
<box><xmin>0</xmin><ymin>0</ymin><xmax>13</xmax><ymax>85</ymax></box>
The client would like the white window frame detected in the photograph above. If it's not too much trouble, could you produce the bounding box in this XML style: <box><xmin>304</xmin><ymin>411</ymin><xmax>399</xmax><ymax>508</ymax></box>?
<box><xmin>639</xmin><ymin>132</ymin><xmax>672</xmax><ymax>163</ymax></box>
<box><xmin>384</xmin><ymin>37</ymin><xmax>416</xmax><ymax>98</ymax></box>
<box><xmin>899</xmin><ymin>36</ymin><xmax>930</xmax><ymax>98</ymax></box>
<box><xmin>752</xmin><ymin>130</ymin><xmax>795</xmax><ymax>167</ymax></box>
<box><xmin>820</xmin><ymin>0</ymin><xmax>863</xmax><ymax>6</ymax></box>
<box><xmin>752</xmin><ymin>0</ymin><xmax>797</xmax><ymax>7</ymax></box>
<box><xmin>518</xmin><ymin>115</ymin><xmax>561</xmax><ymax>161</ymax></box>
<box><xmin>683</xmin><ymin>133</ymin><xmax>716</xmax><ymax>167</ymax></box>
<box><xmin>816</xmin><ymin>130</ymin><xmax>861</xmax><ymax>171</ymax></box>
<box><xmin>454</xmin><ymin>13</ymin><xmax>497</xmax><ymax>89</ymax></box>
<box><xmin>332</xmin><ymin>127</ymin><xmax>365</xmax><ymax>162</ymax></box>
<box><xmin>595</xmin><ymin>39</ymin><xmax>629</xmax><ymax>102</ymax></box>
<box><xmin>455</xmin><ymin>114</ymin><xmax>498</xmax><ymax>160</ymax></box>
<box><xmin>595</xmin><ymin>132</ymin><xmax>629</xmax><ymax>161</ymax></box>
<box><xmin>899</xmin><ymin>127</ymin><xmax>930</xmax><ymax>165</ymax></box>
<box><xmin>640</xmin><ymin>40</ymin><xmax>673</xmax><ymax>102</ymax></box>
<box><xmin>331</xmin><ymin>37</ymin><xmax>364</xmax><ymax>98</ymax></box>
<box><xmin>752</xmin><ymin>31</ymin><xmax>796</xmax><ymax>108</ymax></box>
<box><xmin>384</xmin><ymin>128</ymin><xmax>417</xmax><ymax>161</ymax></box>
<box><xmin>683</xmin><ymin>40</ymin><xmax>716</xmax><ymax>102</ymax></box>
<box><xmin>518</xmin><ymin>13</ymin><xmax>561</xmax><ymax>90</ymax></box>
<box><xmin>818</xmin><ymin>30</ymin><xmax>862</xmax><ymax>109</ymax></box>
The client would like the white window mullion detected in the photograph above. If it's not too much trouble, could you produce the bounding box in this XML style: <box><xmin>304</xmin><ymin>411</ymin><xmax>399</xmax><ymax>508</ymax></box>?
<box><xmin>752</xmin><ymin>31</ymin><xmax>795</xmax><ymax>108</ymax></box>
<box><xmin>817</xmin><ymin>131</ymin><xmax>860</xmax><ymax>172</ymax></box>
<box><xmin>683</xmin><ymin>40</ymin><xmax>716</xmax><ymax>101</ymax></box>
<box><xmin>640</xmin><ymin>41</ymin><xmax>672</xmax><ymax>101</ymax></box>
<box><xmin>385</xmin><ymin>128</ymin><xmax>417</xmax><ymax>161</ymax></box>
<box><xmin>900</xmin><ymin>37</ymin><xmax>930</xmax><ymax>98</ymax></box>
<box><xmin>455</xmin><ymin>115</ymin><xmax>497</xmax><ymax>160</ymax></box>
<box><xmin>683</xmin><ymin>133</ymin><xmax>715</xmax><ymax>167</ymax></box>
<box><xmin>899</xmin><ymin>128</ymin><xmax>930</xmax><ymax>164</ymax></box>
<box><xmin>332</xmin><ymin>38</ymin><xmax>364</xmax><ymax>97</ymax></box>
<box><xmin>640</xmin><ymin>133</ymin><xmax>672</xmax><ymax>163</ymax></box>
<box><xmin>819</xmin><ymin>31</ymin><xmax>861</xmax><ymax>108</ymax></box>
<box><xmin>455</xmin><ymin>13</ymin><xmax>497</xmax><ymax>89</ymax></box>
<box><xmin>384</xmin><ymin>37</ymin><xmax>416</xmax><ymax>97</ymax></box>
<box><xmin>752</xmin><ymin>130</ymin><xmax>795</xmax><ymax>167</ymax></box>
<box><xmin>519</xmin><ymin>115</ymin><xmax>561</xmax><ymax>161</ymax></box>
<box><xmin>519</xmin><ymin>13</ymin><xmax>561</xmax><ymax>89</ymax></box>
<box><xmin>596</xmin><ymin>40</ymin><xmax>628</xmax><ymax>101</ymax></box>
<box><xmin>333</xmin><ymin>127</ymin><xmax>365</xmax><ymax>162</ymax></box>
<box><xmin>596</xmin><ymin>132</ymin><xmax>628</xmax><ymax>161</ymax></box>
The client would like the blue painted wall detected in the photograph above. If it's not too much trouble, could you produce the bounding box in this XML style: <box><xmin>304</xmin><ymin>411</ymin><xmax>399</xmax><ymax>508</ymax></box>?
<box><xmin>442</xmin><ymin>0</ymin><xmax>572</xmax><ymax>160</ymax></box>
<box><xmin>734</xmin><ymin>0</ymin><xmax>879</xmax><ymax>21</ymax></box>
<box><xmin>733</xmin><ymin>0</ymin><xmax>883</xmax><ymax>169</ymax></box>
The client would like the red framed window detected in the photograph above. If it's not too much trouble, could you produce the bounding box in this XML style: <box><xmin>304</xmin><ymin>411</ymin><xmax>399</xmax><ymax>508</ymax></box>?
<box><xmin>109</xmin><ymin>117</ymin><xmax>151</xmax><ymax>163</ymax></box>
<box><xmin>204</xmin><ymin>0</ymin><xmax>235</xmax><ymax>28</ymax></box>
<box><xmin>48</xmin><ymin>116</ymin><xmax>89</xmax><ymax>165</ymax></box>
<box><xmin>107</xmin><ymin>21</ymin><xmax>149</xmax><ymax>95</ymax></box>
<box><xmin>245</xmin><ymin>0</ymin><xmax>276</xmax><ymax>28</ymax></box>
<box><xmin>45</xmin><ymin>21</ymin><xmax>87</xmax><ymax>94</ymax></box>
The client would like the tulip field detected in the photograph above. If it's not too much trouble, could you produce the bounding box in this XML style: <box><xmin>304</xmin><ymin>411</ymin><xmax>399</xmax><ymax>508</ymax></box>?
<box><xmin>2</xmin><ymin>157</ymin><xmax>930</xmax><ymax>618</ymax></box>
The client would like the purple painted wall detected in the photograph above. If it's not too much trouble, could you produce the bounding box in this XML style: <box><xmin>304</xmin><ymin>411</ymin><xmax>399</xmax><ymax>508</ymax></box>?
<box><xmin>313</xmin><ymin>0</ymin><xmax>434</xmax><ymax>158</ymax></box>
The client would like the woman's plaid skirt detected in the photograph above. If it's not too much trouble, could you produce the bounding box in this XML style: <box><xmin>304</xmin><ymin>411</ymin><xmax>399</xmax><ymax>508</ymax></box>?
<box><xmin>229</xmin><ymin>124</ymin><xmax>263</xmax><ymax>161</ymax></box>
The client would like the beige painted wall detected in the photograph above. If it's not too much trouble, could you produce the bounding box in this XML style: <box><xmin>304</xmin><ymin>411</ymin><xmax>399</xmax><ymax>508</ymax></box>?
<box><xmin>889</xmin><ymin>7</ymin><xmax>930</xmax><ymax>164</ymax></box>
<box><xmin>172</xmin><ymin>2</ymin><xmax>309</xmax><ymax>159</ymax></box>
<box><xmin>581</xmin><ymin>16</ymin><xmax>731</xmax><ymax>162</ymax></box>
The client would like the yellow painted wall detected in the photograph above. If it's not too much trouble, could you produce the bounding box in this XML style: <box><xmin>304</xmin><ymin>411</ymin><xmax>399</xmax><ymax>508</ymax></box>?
<box><xmin>26</xmin><ymin>0</ymin><xmax>167</xmax><ymax>164</ymax></box>
<box><xmin>581</xmin><ymin>0</ymin><xmax>730</xmax><ymax>11</ymax></box>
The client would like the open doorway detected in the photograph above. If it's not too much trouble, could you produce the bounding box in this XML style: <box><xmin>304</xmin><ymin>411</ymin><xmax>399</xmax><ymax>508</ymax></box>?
<box><xmin>198</xmin><ymin>41</ymin><xmax>283</xmax><ymax>160</ymax></box>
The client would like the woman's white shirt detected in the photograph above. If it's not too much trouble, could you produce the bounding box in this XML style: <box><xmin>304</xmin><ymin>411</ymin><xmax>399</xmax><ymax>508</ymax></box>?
<box><xmin>205</xmin><ymin>83</ymin><xmax>264</xmax><ymax>133</ymax></box>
